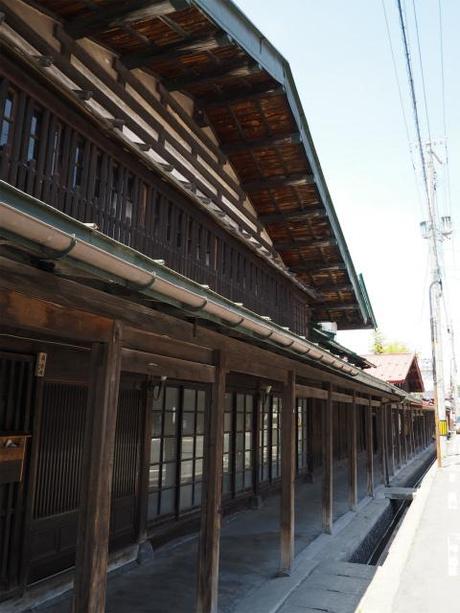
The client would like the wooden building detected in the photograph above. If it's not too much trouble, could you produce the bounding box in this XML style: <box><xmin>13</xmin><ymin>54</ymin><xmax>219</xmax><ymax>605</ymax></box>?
<box><xmin>0</xmin><ymin>1</ymin><xmax>434</xmax><ymax>611</ymax></box>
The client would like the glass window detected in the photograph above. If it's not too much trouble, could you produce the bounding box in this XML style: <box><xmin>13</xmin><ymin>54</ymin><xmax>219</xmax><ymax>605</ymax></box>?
<box><xmin>71</xmin><ymin>139</ymin><xmax>84</xmax><ymax>189</ymax></box>
<box><xmin>27</xmin><ymin>108</ymin><xmax>42</xmax><ymax>162</ymax></box>
<box><xmin>259</xmin><ymin>394</ymin><xmax>282</xmax><ymax>484</ymax></box>
<box><xmin>148</xmin><ymin>383</ymin><xmax>208</xmax><ymax>522</ymax></box>
<box><xmin>0</xmin><ymin>93</ymin><xmax>15</xmax><ymax>149</ymax></box>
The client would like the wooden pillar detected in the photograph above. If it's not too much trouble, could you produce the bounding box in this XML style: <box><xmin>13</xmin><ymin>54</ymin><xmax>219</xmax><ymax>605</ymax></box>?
<box><xmin>196</xmin><ymin>351</ymin><xmax>226</xmax><ymax>613</ymax></box>
<box><xmin>365</xmin><ymin>397</ymin><xmax>374</xmax><ymax>497</ymax></box>
<box><xmin>279</xmin><ymin>370</ymin><xmax>296</xmax><ymax>575</ymax></box>
<box><xmin>348</xmin><ymin>393</ymin><xmax>358</xmax><ymax>511</ymax></box>
<box><xmin>306</xmin><ymin>397</ymin><xmax>314</xmax><ymax>479</ymax></box>
<box><xmin>322</xmin><ymin>384</ymin><xmax>333</xmax><ymax>533</ymax></box>
<box><xmin>409</xmin><ymin>409</ymin><xmax>415</xmax><ymax>457</ymax></box>
<box><xmin>73</xmin><ymin>321</ymin><xmax>122</xmax><ymax>613</ymax></box>
<box><xmin>388</xmin><ymin>407</ymin><xmax>395</xmax><ymax>476</ymax></box>
<box><xmin>396</xmin><ymin>409</ymin><xmax>402</xmax><ymax>469</ymax></box>
<box><xmin>379</xmin><ymin>406</ymin><xmax>389</xmax><ymax>486</ymax></box>
<box><xmin>402</xmin><ymin>406</ymin><xmax>408</xmax><ymax>464</ymax></box>
<box><xmin>252</xmin><ymin>386</ymin><xmax>263</xmax><ymax>502</ymax></box>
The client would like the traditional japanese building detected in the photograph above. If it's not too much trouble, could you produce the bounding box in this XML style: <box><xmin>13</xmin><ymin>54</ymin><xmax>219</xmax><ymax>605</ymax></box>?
<box><xmin>0</xmin><ymin>1</ymin><xmax>434</xmax><ymax>611</ymax></box>
<box><xmin>363</xmin><ymin>353</ymin><xmax>425</xmax><ymax>394</ymax></box>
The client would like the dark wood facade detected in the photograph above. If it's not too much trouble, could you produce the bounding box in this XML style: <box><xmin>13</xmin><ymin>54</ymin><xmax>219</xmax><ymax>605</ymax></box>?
<box><xmin>0</xmin><ymin>2</ymin><xmax>434</xmax><ymax>612</ymax></box>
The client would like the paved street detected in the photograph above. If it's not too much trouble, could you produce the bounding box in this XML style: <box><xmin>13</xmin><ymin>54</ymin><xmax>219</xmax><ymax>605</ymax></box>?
<box><xmin>359</xmin><ymin>436</ymin><xmax>460</xmax><ymax>612</ymax></box>
<box><xmin>392</xmin><ymin>436</ymin><xmax>460</xmax><ymax>613</ymax></box>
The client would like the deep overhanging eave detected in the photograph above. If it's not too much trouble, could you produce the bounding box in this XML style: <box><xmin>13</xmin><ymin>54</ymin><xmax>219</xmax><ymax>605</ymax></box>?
<box><xmin>0</xmin><ymin>181</ymin><xmax>398</xmax><ymax>397</ymax></box>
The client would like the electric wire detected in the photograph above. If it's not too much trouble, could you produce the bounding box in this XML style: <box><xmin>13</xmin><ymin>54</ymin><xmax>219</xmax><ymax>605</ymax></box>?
<box><xmin>411</xmin><ymin>0</ymin><xmax>432</xmax><ymax>144</ymax></box>
<box><xmin>395</xmin><ymin>0</ymin><xmax>430</xmax><ymax>204</ymax></box>
<box><xmin>381</xmin><ymin>0</ymin><xmax>424</xmax><ymax>216</ymax></box>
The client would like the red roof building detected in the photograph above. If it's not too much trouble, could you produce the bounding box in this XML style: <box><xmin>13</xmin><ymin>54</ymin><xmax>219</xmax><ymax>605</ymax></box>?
<box><xmin>363</xmin><ymin>353</ymin><xmax>425</xmax><ymax>393</ymax></box>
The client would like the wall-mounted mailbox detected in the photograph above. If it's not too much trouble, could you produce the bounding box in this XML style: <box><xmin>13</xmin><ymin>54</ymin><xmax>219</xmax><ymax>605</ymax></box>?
<box><xmin>0</xmin><ymin>435</ymin><xmax>30</xmax><ymax>484</ymax></box>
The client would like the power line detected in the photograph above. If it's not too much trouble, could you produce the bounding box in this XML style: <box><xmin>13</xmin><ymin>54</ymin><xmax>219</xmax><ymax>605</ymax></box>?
<box><xmin>395</xmin><ymin>0</ymin><xmax>430</xmax><ymax>205</ymax></box>
<box><xmin>380</xmin><ymin>0</ymin><xmax>423</xmax><ymax>214</ymax></box>
<box><xmin>438</xmin><ymin>0</ymin><xmax>452</xmax><ymax>217</ymax></box>
<box><xmin>411</xmin><ymin>0</ymin><xmax>432</xmax><ymax>144</ymax></box>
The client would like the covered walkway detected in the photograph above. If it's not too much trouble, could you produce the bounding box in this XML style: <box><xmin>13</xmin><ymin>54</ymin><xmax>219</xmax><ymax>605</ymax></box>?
<box><xmin>36</xmin><ymin>452</ymin><xmax>374</xmax><ymax>613</ymax></box>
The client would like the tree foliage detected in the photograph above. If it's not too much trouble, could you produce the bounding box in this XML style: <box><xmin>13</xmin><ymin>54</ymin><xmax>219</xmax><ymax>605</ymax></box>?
<box><xmin>371</xmin><ymin>329</ymin><xmax>409</xmax><ymax>354</ymax></box>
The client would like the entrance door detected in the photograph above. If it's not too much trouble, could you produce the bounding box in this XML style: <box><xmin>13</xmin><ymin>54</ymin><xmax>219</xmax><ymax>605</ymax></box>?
<box><xmin>27</xmin><ymin>373</ymin><xmax>144</xmax><ymax>583</ymax></box>
<box><xmin>0</xmin><ymin>352</ymin><xmax>34</xmax><ymax>595</ymax></box>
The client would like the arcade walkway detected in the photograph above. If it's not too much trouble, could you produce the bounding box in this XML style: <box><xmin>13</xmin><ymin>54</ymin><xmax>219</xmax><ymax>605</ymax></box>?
<box><xmin>36</xmin><ymin>453</ymin><xmax>375</xmax><ymax>613</ymax></box>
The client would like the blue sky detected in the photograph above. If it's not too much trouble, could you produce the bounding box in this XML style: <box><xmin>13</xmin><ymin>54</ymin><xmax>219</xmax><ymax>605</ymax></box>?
<box><xmin>234</xmin><ymin>0</ymin><xmax>460</xmax><ymax>367</ymax></box>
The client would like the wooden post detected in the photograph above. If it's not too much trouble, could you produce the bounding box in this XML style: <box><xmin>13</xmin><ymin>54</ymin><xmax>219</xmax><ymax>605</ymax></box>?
<box><xmin>365</xmin><ymin>397</ymin><xmax>374</xmax><ymax>497</ymax></box>
<box><xmin>348</xmin><ymin>393</ymin><xmax>358</xmax><ymax>511</ymax></box>
<box><xmin>322</xmin><ymin>384</ymin><xmax>333</xmax><ymax>533</ymax></box>
<box><xmin>402</xmin><ymin>406</ymin><xmax>408</xmax><ymax>464</ymax></box>
<box><xmin>279</xmin><ymin>370</ymin><xmax>296</xmax><ymax>575</ymax></box>
<box><xmin>196</xmin><ymin>351</ymin><xmax>226</xmax><ymax>613</ymax></box>
<box><xmin>306</xmin><ymin>397</ymin><xmax>314</xmax><ymax>480</ymax></box>
<box><xmin>387</xmin><ymin>406</ymin><xmax>395</xmax><ymax>477</ymax></box>
<box><xmin>396</xmin><ymin>408</ymin><xmax>402</xmax><ymax>469</ymax></box>
<box><xmin>381</xmin><ymin>406</ymin><xmax>389</xmax><ymax>486</ymax></box>
<box><xmin>73</xmin><ymin>321</ymin><xmax>122</xmax><ymax>613</ymax></box>
<box><xmin>409</xmin><ymin>409</ymin><xmax>415</xmax><ymax>457</ymax></box>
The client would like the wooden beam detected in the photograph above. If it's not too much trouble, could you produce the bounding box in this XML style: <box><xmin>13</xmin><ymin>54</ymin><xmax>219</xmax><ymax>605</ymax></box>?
<box><xmin>196</xmin><ymin>351</ymin><xmax>226</xmax><ymax>613</ymax></box>
<box><xmin>258</xmin><ymin>207</ymin><xmax>325</xmax><ymax>225</ymax></box>
<box><xmin>201</xmin><ymin>85</ymin><xmax>285</xmax><ymax>109</ymax></box>
<box><xmin>222</xmin><ymin>133</ymin><xmax>301</xmax><ymax>155</ymax></box>
<box><xmin>73</xmin><ymin>321</ymin><xmax>122</xmax><ymax>612</ymax></box>
<box><xmin>322</xmin><ymin>384</ymin><xmax>333</xmax><ymax>533</ymax></box>
<box><xmin>66</xmin><ymin>0</ymin><xmax>187</xmax><ymax>39</ymax></box>
<box><xmin>296</xmin><ymin>383</ymin><xmax>327</xmax><ymax>400</ymax></box>
<box><xmin>0</xmin><ymin>259</ymin><xmax>399</xmax><ymax>400</ymax></box>
<box><xmin>121</xmin><ymin>348</ymin><xmax>215</xmax><ymax>382</ymax></box>
<box><xmin>122</xmin><ymin>33</ymin><xmax>231</xmax><ymax>69</ymax></box>
<box><xmin>317</xmin><ymin>283</ymin><xmax>354</xmax><ymax>294</ymax></box>
<box><xmin>348</xmin><ymin>393</ymin><xmax>358</xmax><ymax>510</ymax></box>
<box><xmin>243</xmin><ymin>173</ymin><xmax>315</xmax><ymax>193</ymax></box>
<box><xmin>289</xmin><ymin>262</ymin><xmax>346</xmax><ymax>274</ymax></box>
<box><xmin>332</xmin><ymin>391</ymin><xmax>353</xmax><ymax>404</ymax></box>
<box><xmin>166</xmin><ymin>62</ymin><xmax>261</xmax><ymax>91</ymax></box>
<box><xmin>280</xmin><ymin>370</ymin><xmax>296</xmax><ymax>575</ymax></box>
<box><xmin>366</xmin><ymin>398</ymin><xmax>374</xmax><ymax>497</ymax></box>
<box><xmin>0</xmin><ymin>288</ymin><xmax>113</xmax><ymax>343</ymax></box>
<box><xmin>274</xmin><ymin>238</ymin><xmax>337</xmax><ymax>251</ymax></box>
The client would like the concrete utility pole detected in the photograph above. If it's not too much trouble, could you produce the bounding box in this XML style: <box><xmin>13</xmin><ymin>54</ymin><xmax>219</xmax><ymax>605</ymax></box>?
<box><xmin>420</xmin><ymin>144</ymin><xmax>452</xmax><ymax>466</ymax></box>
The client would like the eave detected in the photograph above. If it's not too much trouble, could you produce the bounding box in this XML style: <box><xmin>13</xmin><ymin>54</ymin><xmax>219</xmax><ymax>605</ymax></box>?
<box><xmin>5</xmin><ymin>0</ymin><xmax>377</xmax><ymax>330</ymax></box>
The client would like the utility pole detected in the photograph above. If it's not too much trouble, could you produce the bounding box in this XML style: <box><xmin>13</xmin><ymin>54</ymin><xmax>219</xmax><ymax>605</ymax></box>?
<box><xmin>420</xmin><ymin>143</ymin><xmax>452</xmax><ymax>466</ymax></box>
<box><xmin>448</xmin><ymin>324</ymin><xmax>458</xmax><ymax>435</ymax></box>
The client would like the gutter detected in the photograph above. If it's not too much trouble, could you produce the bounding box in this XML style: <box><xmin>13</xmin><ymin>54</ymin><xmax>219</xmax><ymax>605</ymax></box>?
<box><xmin>0</xmin><ymin>181</ymin><xmax>401</xmax><ymax>397</ymax></box>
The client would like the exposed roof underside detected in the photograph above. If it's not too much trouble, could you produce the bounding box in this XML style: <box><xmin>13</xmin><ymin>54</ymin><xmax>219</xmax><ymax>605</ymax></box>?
<box><xmin>32</xmin><ymin>0</ymin><xmax>377</xmax><ymax>330</ymax></box>
<box><xmin>363</xmin><ymin>353</ymin><xmax>425</xmax><ymax>393</ymax></box>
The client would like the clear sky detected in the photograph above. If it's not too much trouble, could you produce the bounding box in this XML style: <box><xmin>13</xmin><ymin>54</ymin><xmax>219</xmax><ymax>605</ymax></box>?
<box><xmin>234</xmin><ymin>0</ymin><xmax>460</xmax><ymax>373</ymax></box>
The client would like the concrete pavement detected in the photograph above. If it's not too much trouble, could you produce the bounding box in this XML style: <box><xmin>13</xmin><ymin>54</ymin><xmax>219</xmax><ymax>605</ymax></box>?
<box><xmin>358</xmin><ymin>436</ymin><xmax>460</xmax><ymax>613</ymax></box>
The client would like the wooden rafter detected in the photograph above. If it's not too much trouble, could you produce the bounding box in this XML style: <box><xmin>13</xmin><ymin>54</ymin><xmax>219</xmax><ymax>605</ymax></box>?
<box><xmin>122</xmin><ymin>33</ymin><xmax>232</xmax><ymax>69</ymax></box>
<box><xmin>66</xmin><ymin>0</ymin><xmax>189</xmax><ymax>39</ymax></box>
<box><xmin>243</xmin><ymin>172</ymin><xmax>314</xmax><ymax>192</ymax></box>
<box><xmin>274</xmin><ymin>238</ymin><xmax>337</xmax><ymax>251</ymax></box>
<box><xmin>222</xmin><ymin>133</ymin><xmax>301</xmax><ymax>155</ymax></box>
<box><xmin>289</xmin><ymin>262</ymin><xmax>346</xmax><ymax>274</ymax></box>
<box><xmin>201</xmin><ymin>85</ymin><xmax>284</xmax><ymax>109</ymax></box>
<box><xmin>258</xmin><ymin>207</ymin><xmax>324</xmax><ymax>224</ymax></box>
<box><xmin>165</xmin><ymin>61</ymin><xmax>260</xmax><ymax>91</ymax></box>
